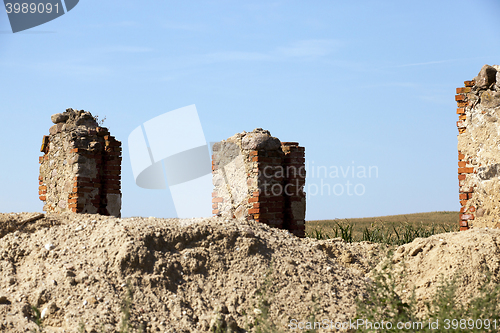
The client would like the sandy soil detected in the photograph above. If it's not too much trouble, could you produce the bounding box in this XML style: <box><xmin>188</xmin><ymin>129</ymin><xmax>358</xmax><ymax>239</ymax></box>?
<box><xmin>0</xmin><ymin>212</ymin><xmax>496</xmax><ymax>332</ymax></box>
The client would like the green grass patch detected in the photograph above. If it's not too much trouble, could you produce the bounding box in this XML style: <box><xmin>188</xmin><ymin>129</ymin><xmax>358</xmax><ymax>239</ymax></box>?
<box><xmin>307</xmin><ymin>211</ymin><xmax>460</xmax><ymax>245</ymax></box>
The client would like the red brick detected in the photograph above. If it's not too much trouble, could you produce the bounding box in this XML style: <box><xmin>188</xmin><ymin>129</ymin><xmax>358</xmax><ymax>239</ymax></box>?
<box><xmin>103</xmin><ymin>180</ymin><xmax>120</xmax><ymax>185</ymax></box>
<box><xmin>248</xmin><ymin>208</ymin><xmax>260</xmax><ymax>214</ymax></box>
<box><xmin>74</xmin><ymin>177</ymin><xmax>91</xmax><ymax>182</ymax></box>
<box><xmin>253</xmin><ymin>203</ymin><xmax>261</xmax><ymax>208</ymax></box>
<box><xmin>459</xmin><ymin>226</ymin><xmax>469</xmax><ymax>231</ymax></box>
<box><xmin>460</xmin><ymin>200</ymin><xmax>468</xmax><ymax>206</ymax></box>
<box><xmin>248</xmin><ymin>197</ymin><xmax>259</xmax><ymax>203</ymax></box>
<box><xmin>39</xmin><ymin>196</ymin><xmax>46</xmax><ymax>201</ymax></box>
<box><xmin>456</xmin><ymin>120</ymin><xmax>465</xmax><ymax>128</ymax></box>
<box><xmin>38</xmin><ymin>190</ymin><xmax>46</xmax><ymax>195</ymax></box>
<box><xmin>459</xmin><ymin>193</ymin><xmax>468</xmax><ymax>200</ymax></box>
<box><xmin>458</xmin><ymin>174</ymin><xmax>466</xmax><ymax>180</ymax></box>
<box><xmin>68</xmin><ymin>198</ymin><xmax>78</xmax><ymax>204</ymax></box>
<box><xmin>458</xmin><ymin>167</ymin><xmax>474</xmax><ymax>174</ymax></box>
<box><xmin>458</xmin><ymin>152</ymin><xmax>465</xmax><ymax>160</ymax></box>
<box><xmin>456</xmin><ymin>108</ymin><xmax>466</xmax><ymax>114</ymax></box>
<box><xmin>456</xmin><ymin>87</ymin><xmax>471</xmax><ymax>94</ymax></box>
<box><xmin>461</xmin><ymin>214</ymin><xmax>474</xmax><ymax>220</ymax></box>
<box><xmin>464</xmin><ymin>80</ymin><xmax>475</xmax><ymax>87</ymax></box>
<box><xmin>104</xmin><ymin>165</ymin><xmax>121</xmax><ymax>171</ymax></box>
<box><xmin>455</xmin><ymin>94</ymin><xmax>466</xmax><ymax>101</ymax></box>
<box><xmin>212</xmin><ymin>209</ymin><xmax>219</xmax><ymax>215</ymax></box>
<box><xmin>469</xmin><ymin>206</ymin><xmax>476</xmax><ymax>212</ymax></box>
<box><xmin>252</xmin><ymin>191</ymin><xmax>260</xmax><ymax>197</ymax></box>
<box><xmin>212</xmin><ymin>203</ymin><xmax>218</xmax><ymax>209</ymax></box>
<box><xmin>457</xmin><ymin>101</ymin><xmax>468</xmax><ymax>108</ymax></box>
<box><xmin>104</xmin><ymin>170</ymin><xmax>121</xmax><ymax>175</ymax></box>
<box><xmin>458</xmin><ymin>161</ymin><xmax>467</xmax><ymax>168</ymax></box>
<box><xmin>212</xmin><ymin>192</ymin><xmax>218</xmax><ymax>197</ymax></box>
<box><xmin>212</xmin><ymin>197</ymin><xmax>223</xmax><ymax>203</ymax></box>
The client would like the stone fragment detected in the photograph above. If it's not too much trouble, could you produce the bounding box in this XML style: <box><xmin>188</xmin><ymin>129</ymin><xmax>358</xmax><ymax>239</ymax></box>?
<box><xmin>51</xmin><ymin>113</ymin><xmax>69</xmax><ymax>124</ymax></box>
<box><xmin>241</xmin><ymin>129</ymin><xmax>281</xmax><ymax>150</ymax></box>
<box><xmin>480</xmin><ymin>90</ymin><xmax>500</xmax><ymax>109</ymax></box>
<box><xmin>474</xmin><ymin>64</ymin><xmax>497</xmax><ymax>89</ymax></box>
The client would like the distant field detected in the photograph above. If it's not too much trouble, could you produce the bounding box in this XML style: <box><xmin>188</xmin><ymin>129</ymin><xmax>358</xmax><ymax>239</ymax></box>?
<box><xmin>306</xmin><ymin>211</ymin><xmax>460</xmax><ymax>241</ymax></box>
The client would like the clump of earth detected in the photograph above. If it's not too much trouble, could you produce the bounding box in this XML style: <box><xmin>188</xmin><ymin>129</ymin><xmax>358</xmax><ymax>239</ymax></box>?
<box><xmin>0</xmin><ymin>212</ymin><xmax>497</xmax><ymax>332</ymax></box>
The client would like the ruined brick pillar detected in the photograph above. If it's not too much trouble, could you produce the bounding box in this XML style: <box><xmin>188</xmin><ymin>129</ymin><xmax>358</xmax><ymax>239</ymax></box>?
<box><xmin>212</xmin><ymin>128</ymin><xmax>306</xmax><ymax>237</ymax></box>
<box><xmin>39</xmin><ymin>108</ymin><xmax>122</xmax><ymax>217</ymax></box>
<box><xmin>282</xmin><ymin>142</ymin><xmax>306</xmax><ymax>236</ymax></box>
<box><xmin>456</xmin><ymin>65</ymin><xmax>500</xmax><ymax>230</ymax></box>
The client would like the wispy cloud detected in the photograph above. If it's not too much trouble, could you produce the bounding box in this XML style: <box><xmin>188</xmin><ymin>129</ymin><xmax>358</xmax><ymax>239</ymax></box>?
<box><xmin>275</xmin><ymin>39</ymin><xmax>340</xmax><ymax>58</ymax></box>
<box><xmin>204</xmin><ymin>51</ymin><xmax>272</xmax><ymax>62</ymax></box>
<box><xmin>358</xmin><ymin>82</ymin><xmax>419</xmax><ymax>89</ymax></box>
<box><xmin>161</xmin><ymin>21</ymin><xmax>206</xmax><ymax>32</ymax></box>
<box><xmin>390</xmin><ymin>56</ymin><xmax>491</xmax><ymax>68</ymax></box>
<box><xmin>201</xmin><ymin>39</ymin><xmax>341</xmax><ymax>64</ymax></box>
<box><xmin>419</xmin><ymin>94</ymin><xmax>449</xmax><ymax>105</ymax></box>
<box><xmin>95</xmin><ymin>45</ymin><xmax>154</xmax><ymax>53</ymax></box>
<box><xmin>393</xmin><ymin>59</ymin><xmax>458</xmax><ymax>68</ymax></box>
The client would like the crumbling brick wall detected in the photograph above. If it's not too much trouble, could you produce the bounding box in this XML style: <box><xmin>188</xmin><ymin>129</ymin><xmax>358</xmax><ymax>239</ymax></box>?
<box><xmin>39</xmin><ymin>108</ymin><xmax>122</xmax><ymax>217</ymax></box>
<box><xmin>212</xmin><ymin>128</ymin><xmax>306</xmax><ymax>237</ymax></box>
<box><xmin>456</xmin><ymin>64</ymin><xmax>500</xmax><ymax>230</ymax></box>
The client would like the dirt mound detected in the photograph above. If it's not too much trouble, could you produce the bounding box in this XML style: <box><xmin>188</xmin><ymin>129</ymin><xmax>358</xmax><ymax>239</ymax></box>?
<box><xmin>0</xmin><ymin>213</ymin><xmax>377</xmax><ymax>333</ymax></box>
<box><xmin>386</xmin><ymin>228</ymin><xmax>500</xmax><ymax>315</ymax></box>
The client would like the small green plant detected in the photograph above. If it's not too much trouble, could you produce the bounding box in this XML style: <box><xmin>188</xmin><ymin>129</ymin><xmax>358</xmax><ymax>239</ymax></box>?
<box><xmin>307</xmin><ymin>228</ymin><xmax>331</xmax><ymax>240</ymax></box>
<box><xmin>357</xmin><ymin>255</ymin><xmax>500</xmax><ymax>332</ymax></box>
<box><xmin>119</xmin><ymin>280</ymin><xmax>144</xmax><ymax>333</ymax></box>
<box><xmin>355</xmin><ymin>253</ymin><xmax>416</xmax><ymax>332</ymax></box>
<box><xmin>242</xmin><ymin>263</ymin><xmax>320</xmax><ymax>333</ymax></box>
<box><xmin>30</xmin><ymin>305</ymin><xmax>44</xmax><ymax>333</ymax></box>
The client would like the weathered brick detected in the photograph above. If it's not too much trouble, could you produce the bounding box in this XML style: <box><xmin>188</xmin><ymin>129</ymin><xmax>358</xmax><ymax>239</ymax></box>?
<box><xmin>456</xmin><ymin>87</ymin><xmax>471</xmax><ymax>94</ymax></box>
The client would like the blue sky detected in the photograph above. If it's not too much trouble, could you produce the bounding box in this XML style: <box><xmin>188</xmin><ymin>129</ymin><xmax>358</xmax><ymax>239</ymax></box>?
<box><xmin>1</xmin><ymin>0</ymin><xmax>500</xmax><ymax>220</ymax></box>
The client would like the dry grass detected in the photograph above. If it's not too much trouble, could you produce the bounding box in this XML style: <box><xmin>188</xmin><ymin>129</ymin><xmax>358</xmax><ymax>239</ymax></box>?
<box><xmin>306</xmin><ymin>211</ymin><xmax>460</xmax><ymax>242</ymax></box>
